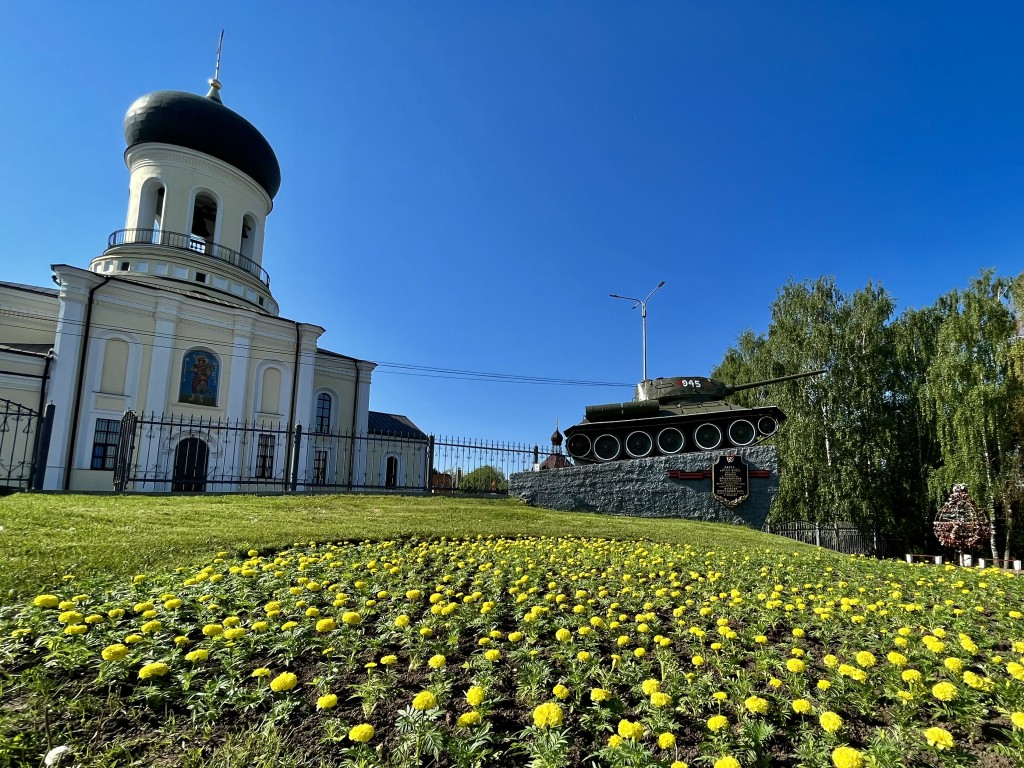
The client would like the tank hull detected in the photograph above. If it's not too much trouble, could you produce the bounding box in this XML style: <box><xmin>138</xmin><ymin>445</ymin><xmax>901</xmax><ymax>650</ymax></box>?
<box><xmin>563</xmin><ymin>404</ymin><xmax>786</xmax><ymax>464</ymax></box>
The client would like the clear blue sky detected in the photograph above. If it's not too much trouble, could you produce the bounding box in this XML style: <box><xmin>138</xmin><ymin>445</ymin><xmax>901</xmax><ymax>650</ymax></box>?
<box><xmin>3</xmin><ymin>2</ymin><xmax>1023</xmax><ymax>446</ymax></box>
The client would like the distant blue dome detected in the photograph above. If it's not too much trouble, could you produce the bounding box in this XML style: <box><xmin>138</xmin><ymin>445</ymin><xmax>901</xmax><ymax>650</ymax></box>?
<box><xmin>123</xmin><ymin>90</ymin><xmax>281</xmax><ymax>199</ymax></box>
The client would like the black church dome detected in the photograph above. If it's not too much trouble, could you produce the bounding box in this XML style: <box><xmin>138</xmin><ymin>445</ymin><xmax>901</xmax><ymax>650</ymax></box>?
<box><xmin>123</xmin><ymin>89</ymin><xmax>281</xmax><ymax>199</ymax></box>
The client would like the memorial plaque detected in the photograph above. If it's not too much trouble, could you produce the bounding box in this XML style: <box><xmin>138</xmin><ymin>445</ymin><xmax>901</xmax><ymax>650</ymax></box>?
<box><xmin>712</xmin><ymin>453</ymin><xmax>749</xmax><ymax>507</ymax></box>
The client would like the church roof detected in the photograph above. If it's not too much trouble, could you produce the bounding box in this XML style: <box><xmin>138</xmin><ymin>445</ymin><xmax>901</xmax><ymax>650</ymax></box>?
<box><xmin>0</xmin><ymin>343</ymin><xmax>52</xmax><ymax>357</ymax></box>
<box><xmin>367</xmin><ymin>411</ymin><xmax>427</xmax><ymax>439</ymax></box>
<box><xmin>0</xmin><ymin>280</ymin><xmax>59</xmax><ymax>297</ymax></box>
<box><xmin>123</xmin><ymin>89</ymin><xmax>281</xmax><ymax>199</ymax></box>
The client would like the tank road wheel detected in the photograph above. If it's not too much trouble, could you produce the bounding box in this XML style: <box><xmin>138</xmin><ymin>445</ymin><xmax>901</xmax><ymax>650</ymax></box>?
<box><xmin>656</xmin><ymin>427</ymin><xmax>685</xmax><ymax>455</ymax></box>
<box><xmin>593</xmin><ymin>434</ymin><xmax>622</xmax><ymax>462</ymax></box>
<box><xmin>624</xmin><ymin>431</ymin><xmax>654</xmax><ymax>458</ymax></box>
<box><xmin>566</xmin><ymin>434</ymin><xmax>592</xmax><ymax>459</ymax></box>
<box><xmin>693</xmin><ymin>423</ymin><xmax>723</xmax><ymax>451</ymax></box>
<box><xmin>728</xmin><ymin>419</ymin><xmax>756</xmax><ymax>447</ymax></box>
<box><xmin>757</xmin><ymin>416</ymin><xmax>779</xmax><ymax>436</ymax></box>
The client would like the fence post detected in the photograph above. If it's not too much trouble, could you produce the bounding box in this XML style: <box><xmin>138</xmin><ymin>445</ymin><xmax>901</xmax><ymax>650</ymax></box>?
<box><xmin>426</xmin><ymin>435</ymin><xmax>435</xmax><ymax>493</ymax></box>
<box><xmin>814</xmin><ymin>522</ymin><xmax>821</xmax><ymax>548</ymax></box>
<box><xmin>112</xmin><ymin>410</ymin><xmax>138</xmax><ymax>493</ymax></box>
<box><xmin>290</xmin><ymin>424</ymin><xmax>303</xmax><ymax>492</ymax></box>
<box><xmin>29</xmin><ymin>402</ymin><xmax>55</xmax><ymax>491</ymax></box>
<box><xmin>533</xmin><ymin>445</ymin><xmax>539</xmax><ymax>465</ymax></box>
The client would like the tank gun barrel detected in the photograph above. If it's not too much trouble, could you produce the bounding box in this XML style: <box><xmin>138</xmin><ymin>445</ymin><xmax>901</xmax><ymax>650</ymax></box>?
<box><xmin>727</xmin><ymin>368</ymin><xmax>825</xmax><ymax>395</ymax></box>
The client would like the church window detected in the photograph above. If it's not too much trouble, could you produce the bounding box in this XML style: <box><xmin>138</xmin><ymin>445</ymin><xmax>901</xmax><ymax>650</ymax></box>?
<box><xmin>179</xmin><ymin>349</ymin><xmax>219</xmax><ymax>406</ymax></box>
<box><xmin>255</xmin><ymin>434</ymin><xmax>275</xmax><ymax>479</ymax></box>
<box><xmin>240</xmin><ymin>214</ymin><xmax>257</xmax><ymax>260</ymax></box>
<box><xmin>195</xmin><ymin>272</ymin><xmax>207</xmax><ymax>283</ymax></box>
<box><xmin>313</xmin><ymin>450</ymin><xmax>328</xmax><ymax>484</ymax></box>
<box><xmin>90</xmin><ymin>418</ymin><xmax>121</xmax><ymax>470</ymax></box>
<box><xmin>138</xmin><ymin>180</ymin><xmax>164</xmax><ymax>237</ymax></box>
<box><xmin>315</xmin><ymin>393</ymin><xmax>332</xmax><ymax>433</ymax></box>
<box><xmin>99</xmin><ymin>338</ymin><xmax>129</xmax><ymax>395</ymax></box>
<box><xmin>385</xmin><ymin>455</ymin><xmax>399</xmax><ymax>488</ymax></box>
<box><xmin>119</xmin><ymin>262</ymin><xmax>130</xmax><ymax>271</ymax></box>
<box><xmin>259</xmin><ymin>367</ymin><xmax>282</xmax><ymax>414</ymax></box>
<box><xmin>189</xmin><ymin>192</ymin><xmax>218</xmax><ymax>253</ymax></box>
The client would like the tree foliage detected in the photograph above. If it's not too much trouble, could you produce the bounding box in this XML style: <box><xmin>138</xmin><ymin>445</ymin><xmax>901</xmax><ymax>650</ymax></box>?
<box><xmin>459</xmin><ymin>465</ymin><xmax>508</xmax><ymax>493</ymax></box>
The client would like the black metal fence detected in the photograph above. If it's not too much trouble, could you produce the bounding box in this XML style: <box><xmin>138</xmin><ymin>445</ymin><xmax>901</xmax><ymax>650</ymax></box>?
<box><xmin>763</xmin><ymin>519</ymin><xmax>907</xmax><ymax>558</ymax></box>
<box><xmin>112</xmin><ymin>411</ymin><xmax>548</xmax><ymax>494</ymax></box>
<box><xmin>106</xmin><ymin>229</ymin><xmax>271</xmax><ymax>287</ymax></box>
<box><xmin>0</xmin><ymin>399</ymin><xmax>53</xmax><ymax>491</ymax></box>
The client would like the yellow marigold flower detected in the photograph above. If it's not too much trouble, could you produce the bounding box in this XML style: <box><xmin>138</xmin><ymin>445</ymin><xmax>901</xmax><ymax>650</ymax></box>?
<box><xmin>185</xmin><ymin>649</ymin><xmax>208</xmax><ymax>662</ymax></box>
<box><xmin>138</xmin><ymin>661</ymin><xmax>169</xmax><ymax>680</ymax></box>
<box><xmin>58</xmin><ymin>610</ymin><xmax>83</xmax><ymax>624</ymax></box>
<box><xmin>341</xmin><ymin>611</ymin><xmax>361</xmax><ymax>626</ymax></box>
<box><xmin>617</xmin><ymin>719</ymin><xmax>643</xmax><ymax>740</ymax></box>
<box><xmin>552</xmin><ymin>684</ymin><xmax>569</xmax><ymax>700</ymax></box>
<box><xmin>713</xmin><ymin>757</ymin><xmax>741</xmax><ymax>768</ymax></box>
<box><xmin>313</xmin><ymin>617</ymin><xmax>337</xmax><ymax>633</ymax></box>
<box><xmin>713</xmin><ymin>691</ymin><xmax>728</xmax><ymax>701</ymax></box>
<box><xmin>555</xmin><ymin>628</ymin><xmax>572</xmax><ymax>642</ymax></box>
<box><xmin>33</xmin><ymin>595</ymin><xmax>60</xmax><ymax>609</ymax></box>
<box><xmin>349</xmin><ymin>723</ymin><xmax>374</xmax><ymax>742</ymax></box>
<box><xmin>658</xmin><ymin>732</ymin><xmax>677</xmax><ymax>749</ymax></box>
<box><xmin>467</xmin><ymin>686</ymin><xmax>486</xmax><ymax>706</ymax></box>
<box><xmin>887</xmin><ymin>651</ymin><xmax>907</xmax><ymax>667</ymax></box>
<box><xmin>923</xmin><ymin>727</ymin><xmax>954</xmax><ymax>750</ymax></box>
<box><xmin>792</xmin><ymin>698</ymin><xmax>813</xmax><ymax>714</ymax></box>
<box><xmin>671</xmin><ymin>762</ymin><xmax>689</xmax><ymax>768</ymax></box>
<box><xmin>819</xmin><ymin>711</ymin><xmax>843</xmax><ymax>733</ymax></box>
<box><xmin>793</xmin><ymin>628</ymin><xmax>805</xmax><ymax>638</ymax></box>
<box><xmin>823</xmin><ymin>654</ymin><xmax>838</xmax><ymax>668</ymax></box>
<box><xmin>855</xmin><ymin>651</ymin><xmax>876</xmax><ymax>668</ymax></box>
<box><xmin>413</xmin><ymin>690</ymin><xmax>438</xmax><ymax>711</ymax></box>
<box><xmin>577</xmin><ymin>651</ymin><xmax>592</xmax><ymax>662</ymax></box>
<box><xmin>692</xmin><ymin>654</ymin><xmax>705</xmax><ymax>667</ymax></box>
<box><xmin>707</xmin><ymin>715</ymin><xmax>729</xmax><ymax>731</ymax></box>
<box><xmin>108</xmin><ymin>608</ymin><xmax>125</xmax><ymax>619</ymax></box>
<box><xmin>786</xmin><ymin>658</ymin><xmax>806</xmax><ymax>674</ymax></box>
<box><xmin>202</xmin><ymin>623</ymin><xmax>223</xmax><ymax>637</ymax></box>
<box><xmin>380</xmin><ymin>654</ymin><xmax>398</xmax><ymax>666</ymax></box>
<box><xmin>508</xmin><ymin>631</ymin><xmax>524</xmax><ymax>642</ymax></box>
<box><xmin>634</xmin><ymin>647</ymin><xmax>646</xmax><ymax>658</ymax></box>
<box><xmin>64</xmin><ymin>624</ymin><xmax>88</xmax><ymax>635</ymax></box>
<box><xmin>270</xmin><ymin>672</ymin><xmax>298</xmax><ymax>692</ymax></box>
<box><xmin>1007</xmin><ymin>661</ymin><xmax>1024</xmax><ymax>681</ymax></box>
<box><xmin>901</xmin><ymin>669</ymin><xmax>922</xmax><ymax>684</ymax></box>
<box><xmin>458</xmin><ymin>711</ymin><xmax>482</xmax><ymax>727</ymax></box>
<box><xmin>532</xmin><ymin>701</ymin><xmax>563</xmax><ymax>728</ymax></box>
<box><xmin>744</xmin><ymin>695</ymin><xmax>769</xmax><ymax>714</ymax></box>
<box><xmin>317</xmin><ymin>693</ymin><xmax>338</xmax><ymax>710</ymax></box>
<box><xmin>591</xmin><ymin>688</ymin><xmax>612</xmax><ymax>702</ymax></box>
<box><xmin>943</xmin><ymin>657</ymin><xmax>963</xmax><ymax>673</ymax></box>
<box><xmin>124</xmin><ymin>634</ymin><xmax>143</xmax><ymax>644</ymax></box>
<box><xmin>608</xmin><ymin>734</ymin><xmax>624</xmax><ymax>748</ymax></box>
<box><xmin>405</xmin><ymin>589</ymin><xmax>422</xmax><ymax>600</ymax></box>
<box><xmin>223</xmin><ymin>627</ymin><xmax>246</xmax><ymax>640</ymax></box>
<box><xmin>1010</xmin><ymin>711</ymin><xmax>1024</xmax><ymax>729</ymax></box>
<box><xmin>252</xmin><ymin>667</ymin><xmax>271</xmax><ymax>679</ymax></box>
<box><xmin>164</xmin><ymin>598</ymin><xmax>182</xmax><ymax>610</ymax></box>
<box><xmin>831</xmin><ymin>746</ymin><xmax>865</xmax><ymax>768</ymax></box>
<box><xmin>101</xmin><ymin>644</ymin><xmax>128</xmax><ymax>662</ymax></box>
<box><xmin>642</xmin><ymin>679</ymin><xmax>661</xmax><ymax>695</ymax></box>
<box><xmin>484</xmin><ymin>649</ymin><xmax>501</xmax><ymax>662</ymax></box>
<box><xmin>754</xmin><ymin>634</ymin><xmax>768</xmax><ymax>644</ymax></box>
<box><xmin>651</xmin><ymin>691</ymin><xmax>672</xmax><ymax>708</ymax></box>
<box><xmin>428</xmin><ymin>654</ymin><xmax>446</xmax><ymax>669</ymax></box>
<box><xmin>281</xmin><ymin>621</ymin><xmax>299</xmax><ymax>631</ymax></box>
<box><xmin>931</xmin><ymin>682</ymin><xmax>958</xmax><ymax>702</ymax></box>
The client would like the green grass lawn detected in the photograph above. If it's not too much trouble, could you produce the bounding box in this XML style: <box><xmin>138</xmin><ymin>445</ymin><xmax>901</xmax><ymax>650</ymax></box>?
<box><xmin>0</xmin><ymin>493</ymin><xmax>787</xmax><ymax>599</ymax></box>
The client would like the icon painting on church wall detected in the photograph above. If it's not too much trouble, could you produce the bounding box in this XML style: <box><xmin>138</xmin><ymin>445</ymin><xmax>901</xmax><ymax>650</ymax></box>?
<box><xmin>179</xmin><ymin>349</ymin><xmax>219</xmax><ymax>406</ymax></box>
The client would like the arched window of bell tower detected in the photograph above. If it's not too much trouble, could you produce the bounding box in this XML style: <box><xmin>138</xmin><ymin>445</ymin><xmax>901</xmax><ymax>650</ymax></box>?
<box><xmin>137</xmin><ymin>180</ymin><xmax>165</xmax><ymax>241</ymax></box>
<box><xmin>189</xmin><ymin>191</ymin><xmax>219</xmax><ymax>254</ymax></box>
<box><xmin>240</xmin><ymin>213</ymin><xmax>257</xmax><ymax>260</ymax></box>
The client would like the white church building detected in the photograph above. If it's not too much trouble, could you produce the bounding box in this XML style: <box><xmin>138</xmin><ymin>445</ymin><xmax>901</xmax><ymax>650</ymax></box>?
<box><xmin>0</xmin><ymin>73</ymin><xmax>426</xmax><ymax>493</ymax></box>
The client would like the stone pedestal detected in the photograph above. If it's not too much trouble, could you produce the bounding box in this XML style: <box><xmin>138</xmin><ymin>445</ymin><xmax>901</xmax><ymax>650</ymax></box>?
<box><xmin>509</xmin><ymin>445</ymin><xmax>778</xmax><ymax>529</ymax></box>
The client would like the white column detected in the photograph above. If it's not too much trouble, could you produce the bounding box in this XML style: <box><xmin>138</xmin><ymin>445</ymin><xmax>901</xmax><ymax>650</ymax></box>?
<box><xmin>351</xmin><ymin>360</ymin><xmax>376</xmax><ymax>488</ymax></box>
<box><xmin>43</xmin><ymin>269</ymin><xmax>104</xmax><ymax>489</ymax></box>
<box><xmin>225</xmin><ymin>318</ymin><xmax>253</xmax><ymax>423</ymax></box>
<box><xmin>291</xmin><ymin>323</ymin><xmax>323</xmax><ymax>490</ymax></box>
<box><xmin>144</xmin><ymin>298</ymin><xmax>180</xmax><ymax>417</ymax></box>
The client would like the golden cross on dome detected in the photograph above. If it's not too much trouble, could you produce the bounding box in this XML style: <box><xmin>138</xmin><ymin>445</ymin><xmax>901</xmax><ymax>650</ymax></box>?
<box><xmin>207</xmin><ymin>30</ymin><xmax>225</xmax><ymax>103</ymax></box>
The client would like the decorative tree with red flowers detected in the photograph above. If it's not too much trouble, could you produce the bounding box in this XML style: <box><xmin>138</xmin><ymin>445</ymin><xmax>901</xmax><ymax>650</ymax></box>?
<box><xmin>933</xmin><ymin>484</ymin><xmax>990</xmax><ymax>563</ymax></box>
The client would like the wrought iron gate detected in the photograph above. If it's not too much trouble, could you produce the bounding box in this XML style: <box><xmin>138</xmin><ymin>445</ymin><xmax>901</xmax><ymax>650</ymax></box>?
<box><xmin>0</xmin><ymin>399</ymin><xmax>53</xmax><ymax>491</ymax></box>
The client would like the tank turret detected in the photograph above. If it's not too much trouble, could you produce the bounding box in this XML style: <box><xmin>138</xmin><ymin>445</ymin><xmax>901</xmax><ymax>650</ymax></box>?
<box><xmin>564</xmin><ymin>370</ymin><xmax>823</xmax><ymax>463</ymax></box>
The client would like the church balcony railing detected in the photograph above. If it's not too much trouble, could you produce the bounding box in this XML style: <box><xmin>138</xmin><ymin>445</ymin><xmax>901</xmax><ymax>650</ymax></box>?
<box><xmin>106</xmin><ymin>229</ymin><xmax>271</xmax><ymax>288</ymax></box>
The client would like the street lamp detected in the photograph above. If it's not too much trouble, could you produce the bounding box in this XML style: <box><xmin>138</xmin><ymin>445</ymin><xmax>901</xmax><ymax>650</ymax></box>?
<box><xmin>610</xmin><ymin>280</ymin><xmax>666</xmax><ymax>382</ymax></box>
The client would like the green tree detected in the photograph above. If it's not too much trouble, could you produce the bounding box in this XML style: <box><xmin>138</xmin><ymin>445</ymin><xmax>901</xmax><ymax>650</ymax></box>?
<box><xmin>459</xmin><ymin>465</ymin><xmax>508</xmax><ymax>493</ymax></box>
<box><xmin>923</xmin><ymin>271</ymin><xmax>1023</xmax><ymax>566</ymax></box>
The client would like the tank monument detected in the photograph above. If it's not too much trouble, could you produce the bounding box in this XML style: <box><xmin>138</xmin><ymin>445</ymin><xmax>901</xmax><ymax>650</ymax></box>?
<box><xmin>509</xmin><ymin>370</ymin><xmax>822</xmax><ymax>528</ymax></box>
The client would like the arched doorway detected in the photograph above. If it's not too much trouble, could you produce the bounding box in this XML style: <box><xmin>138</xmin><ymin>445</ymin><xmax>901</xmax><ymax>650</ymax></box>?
<box><xmin>172</xmin><ymin>437</ymin><xmax>208</xmax><ymax>492</ymax></box>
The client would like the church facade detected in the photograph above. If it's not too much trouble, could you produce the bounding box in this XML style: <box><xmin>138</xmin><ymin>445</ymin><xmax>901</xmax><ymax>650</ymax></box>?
<box><xmin>0</xmin><ymin>75</ymin><xmax>424</xmax><ymax>493</ymax></box>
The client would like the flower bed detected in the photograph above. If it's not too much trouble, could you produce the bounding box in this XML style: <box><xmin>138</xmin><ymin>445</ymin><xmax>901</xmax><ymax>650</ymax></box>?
<box><xmin>2</xmin><ymin>536</ymin><xmax>1024</xmax><ymax>766</ymax></box>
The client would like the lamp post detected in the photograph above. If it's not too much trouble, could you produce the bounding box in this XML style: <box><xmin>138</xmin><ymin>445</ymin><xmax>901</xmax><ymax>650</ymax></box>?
<box><xmin>610</xmin><ymin>280</ymin><xmax>666</xmax><ymax>382</ymax></box>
